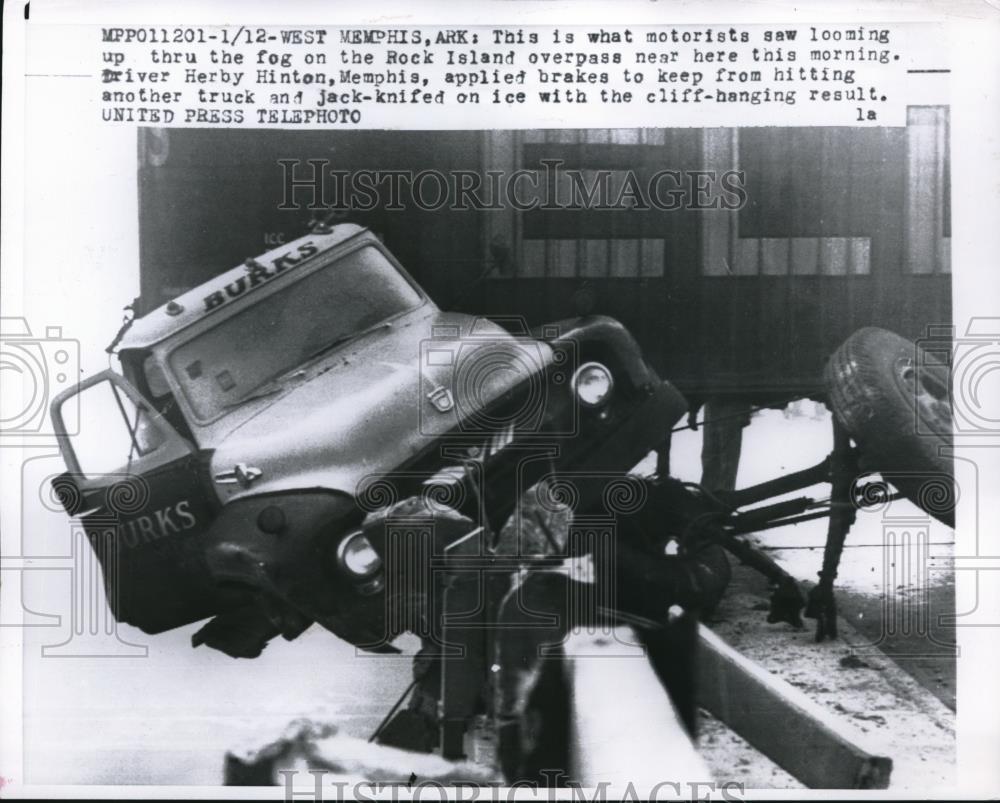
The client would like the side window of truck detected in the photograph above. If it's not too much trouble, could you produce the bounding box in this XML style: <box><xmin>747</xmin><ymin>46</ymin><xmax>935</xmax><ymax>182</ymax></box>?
<box><xmin>65</xmin><ymin>378</ymin><xmax>166</xmax><ymax>477</ymax></box>
<box><xmin>139</xmin><ymin>354</ymin><xmax>195</xmax><ymax>442</ymax></box>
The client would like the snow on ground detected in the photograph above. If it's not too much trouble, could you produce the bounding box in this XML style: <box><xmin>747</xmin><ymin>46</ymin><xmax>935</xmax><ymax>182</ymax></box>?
<box><xmin>23</xmin><ymin>622</ymin><xmax>417</xmax><ymax>785</ymax></box>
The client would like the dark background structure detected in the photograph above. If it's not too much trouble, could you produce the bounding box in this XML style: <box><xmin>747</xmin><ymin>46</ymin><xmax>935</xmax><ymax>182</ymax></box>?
<box><xmin>136</xmin><ymin>111</ymin><xmax>951</xmax><ymax>402</ymax></box>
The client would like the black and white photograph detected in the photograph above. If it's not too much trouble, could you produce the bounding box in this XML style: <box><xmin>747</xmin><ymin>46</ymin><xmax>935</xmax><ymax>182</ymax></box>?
<box><xmin>1</xmin><ymin>1</ymin><xmax>998</xmax><ymax>799</ymax></box>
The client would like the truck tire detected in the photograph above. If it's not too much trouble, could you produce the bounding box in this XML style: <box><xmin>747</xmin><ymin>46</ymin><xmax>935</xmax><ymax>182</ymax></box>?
<box><xmin>825</xmin><ymin>327</ymin><xmax>954</xmax><ymax>527</ymax></box>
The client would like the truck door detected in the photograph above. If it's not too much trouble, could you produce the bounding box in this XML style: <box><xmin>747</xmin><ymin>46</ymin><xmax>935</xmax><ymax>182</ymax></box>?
<box><xmin>51</xmin><ymin>370</ymin><xmax>225</xmax><ymax>633</ymax></box>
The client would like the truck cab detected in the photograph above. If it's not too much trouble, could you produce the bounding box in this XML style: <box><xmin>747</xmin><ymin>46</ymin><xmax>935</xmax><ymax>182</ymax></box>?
<box><xmin>50</xmin><ymin>223</ymin><xmax>689</xmax><ymax>657</ymax></box>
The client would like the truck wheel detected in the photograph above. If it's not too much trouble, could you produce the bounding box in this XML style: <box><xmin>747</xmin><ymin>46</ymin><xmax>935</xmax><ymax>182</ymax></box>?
<box><xmin>825</xmin><ymin>327</ymin><xmax>954</xmax><ymax>527</ymax></box>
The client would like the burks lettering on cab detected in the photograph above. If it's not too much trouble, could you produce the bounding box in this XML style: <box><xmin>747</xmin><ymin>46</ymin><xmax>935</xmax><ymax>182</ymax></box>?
<box><xmin>118</xmin><ymin>500</ymin><xmax>197</xmax><ymax>548</ymax></box>
<box><xmin>203</xmin><ymin>241</ymin><xmax>319</xmax><ymax>312</ymax></box>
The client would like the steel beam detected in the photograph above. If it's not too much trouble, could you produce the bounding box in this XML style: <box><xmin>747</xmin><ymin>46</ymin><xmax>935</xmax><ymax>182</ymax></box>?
<box><xmin>697</xmin><ymin>625</ymin><xmax>892</xmax><ymax>789</ymax></box>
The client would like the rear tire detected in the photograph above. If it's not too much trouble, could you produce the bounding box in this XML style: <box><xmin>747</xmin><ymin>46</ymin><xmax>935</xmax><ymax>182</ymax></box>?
<box><xmin>825</xmin><ymin>327</ymin><xmax>954</xmax><ymax>527</ymax></box>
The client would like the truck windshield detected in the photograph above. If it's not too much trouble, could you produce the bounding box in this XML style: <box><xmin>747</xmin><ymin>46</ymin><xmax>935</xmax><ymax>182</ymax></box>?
<box><xmin>167</xmin><ymin>245</ymin><xmax>422</xmax><ymax>421</ymax></box>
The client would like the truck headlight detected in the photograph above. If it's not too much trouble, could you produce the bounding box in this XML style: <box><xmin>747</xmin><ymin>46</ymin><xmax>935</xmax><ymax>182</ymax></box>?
<box><xmin>337</xmin><ymin>531</ymin><xmax>383</xmax><ymax>578</ymax></box>
<box><xmin>571</xmin><ymin>362</ymin><xmax>614</xmax><ymax>407</ymax></box>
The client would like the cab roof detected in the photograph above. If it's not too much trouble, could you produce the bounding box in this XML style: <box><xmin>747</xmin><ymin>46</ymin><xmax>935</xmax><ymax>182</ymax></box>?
<box><xmin>119</xmin><ymin>223</ymin><xmax>369</xmax><ymax>351</ymax></box>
